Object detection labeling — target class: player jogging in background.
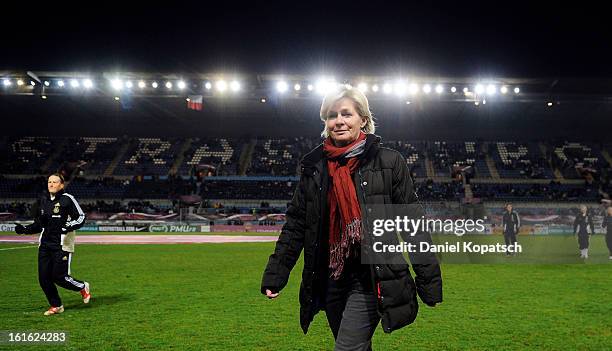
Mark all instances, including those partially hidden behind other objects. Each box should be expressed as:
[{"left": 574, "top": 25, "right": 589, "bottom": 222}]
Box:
[
  {"left": 501, "top": 203, "right": 520, "bottom": 256},
  {"left": 14, "top": 173, "right": 91, "bottom": 315},
  {"left": 573, "top": 205, "right": 595, "bottom": 259}
]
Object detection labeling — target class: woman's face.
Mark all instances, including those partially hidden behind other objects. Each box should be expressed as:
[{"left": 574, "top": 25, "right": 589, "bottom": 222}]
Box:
[
  {"left": 48, "top": 175, "right": 64, "bottom": 194},
  {"left": 325, "top": 97, "right": 366, "bottom": 147}
]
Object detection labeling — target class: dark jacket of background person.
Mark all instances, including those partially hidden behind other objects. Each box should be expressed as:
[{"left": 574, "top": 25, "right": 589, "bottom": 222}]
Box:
[
  {"left": 502, "top": 210, "right": 520, "bottom": 235},
  {"left": 603, "top": 214, "right": 612, "bottom": 236},
  {"left": 261, "top": 134, "right": 442, "bottom": 334},
  {"left": 573, "top": 212, "right": 594, "bottom": 235}
]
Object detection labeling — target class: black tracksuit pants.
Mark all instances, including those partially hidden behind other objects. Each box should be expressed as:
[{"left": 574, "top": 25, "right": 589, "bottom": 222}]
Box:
[
  {"left": 38, "top": 247, "right": 86, "bottom": 307},
  {"left": 504, "top": 231, "right": 517, "bottom": 246}
]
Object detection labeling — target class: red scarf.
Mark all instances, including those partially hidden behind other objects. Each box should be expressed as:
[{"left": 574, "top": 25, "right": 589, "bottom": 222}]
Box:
[{"left": 323, "top": 132, "right": 366, "bottom": 280}]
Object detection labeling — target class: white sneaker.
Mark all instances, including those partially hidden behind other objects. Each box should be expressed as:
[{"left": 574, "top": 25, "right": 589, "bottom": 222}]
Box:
[
  {"left": 609, "top": 256, "right": 612, "bottom": 260},
  {"left": 80, "top": 282, "right": 91, "bottom": 304},
  {"left": 44, "top": 305, "right": 64, "bottom": 316}
]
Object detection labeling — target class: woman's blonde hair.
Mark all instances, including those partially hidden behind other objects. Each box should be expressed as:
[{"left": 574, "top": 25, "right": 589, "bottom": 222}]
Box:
[{"left": 319, "top": 85, "right": 376, "bottom": 138}]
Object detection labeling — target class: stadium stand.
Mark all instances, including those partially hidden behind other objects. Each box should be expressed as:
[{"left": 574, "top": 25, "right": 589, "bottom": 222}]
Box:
[
  {"left": 0, "top": 137, "right": 57, "bottom": 174},
  {"left": 492, "top": 142, "right": 554, "bottom": 179},
  {"left": 247, "top": 137, "right": 319, "bottom": 176},
  {"left": 113, "top": 138, "right": 184, "bottom": 176},
  {"left": 179, "top": 137, "right": 241, "bottom": 176}
]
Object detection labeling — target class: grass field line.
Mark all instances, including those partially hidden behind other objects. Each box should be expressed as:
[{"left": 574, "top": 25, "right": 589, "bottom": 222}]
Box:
[{"left": 0, "top": 245, "right": 38, "bottom": 251}]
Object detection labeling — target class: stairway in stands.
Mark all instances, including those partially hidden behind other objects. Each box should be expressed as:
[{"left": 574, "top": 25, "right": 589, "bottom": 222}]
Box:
[
  {"left": 237, "top": 139, "right": 257, "bottom": 175},
  {"left": 169, "top": 139, "right": 193, "bottom": 175},
  {"left": 103, "top": 141, "right": 131, "bottom": 177}
]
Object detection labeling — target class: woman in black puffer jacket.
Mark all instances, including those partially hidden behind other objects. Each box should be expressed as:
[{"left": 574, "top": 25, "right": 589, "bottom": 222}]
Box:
[{"left": 261, "top": 86, "right": 442, "bottom": 350}]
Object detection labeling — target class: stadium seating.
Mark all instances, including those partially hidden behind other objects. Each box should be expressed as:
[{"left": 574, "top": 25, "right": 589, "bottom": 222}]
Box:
[
  {"left": 247, "top": 137, "right": 319, "bottom": 176},
  {"left": 385, "top": 140, "right": 428, "bottom": 178},
  {"left": 179, "top": 138, "right": 241, "bottom": 176},
  {"left": 492, "top": 142, "right": 554, "bottom": 179},
  {"left": 114, "top": 138, "right": 184, "bottom": 176},
  {"left": 551, "top": 142, "right": 608, "bottom": 179},
  {"left": 0, "top": 137, "right": 56, "bottom": 174}
]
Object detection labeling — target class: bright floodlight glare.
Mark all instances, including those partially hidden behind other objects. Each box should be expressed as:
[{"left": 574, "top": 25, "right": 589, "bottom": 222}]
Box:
[
  {"left": 177, "top": 81, "right": 186, "bottom": 90},
  {"left": 17, "top": 79, "right": 24, "bottom": 86},
  {"left": 451, "top": 86, "right": 457, "bottom": 93},
  {"left": 307, "top": 84, "right": 314, "bottom": 91},
  {"left": 372, "top": 84, "right": 379, "bottom": 92},
  {"left": 394, "top": 81, "right": 407, "bottom": 96},
  {"left": 70, "top": 79, "right": 80, "bottom": 88},
  {"left": 125, "top": 81, "right": 133, "bottom": 89},
  {"left": 423, "top": 84, "right": 432, "bottom": 94},
  {"left": 83, "top": 79, "right": 93, "bottom": 88},
  {"left": 357, "top": 82, "right": 367, "bottom": 92},
  {"left": 165, "top": 81, "right": 173, "bottom": 89},
  {"left": 204, "top": 81, "right": 212, "bottom": 90},
  {"left": 111, "top": 79, "right": 122, "bottom": 90},
  {"left": 500, "top": 86, "right": 508, "bottom": 94},
  {"left": 382, "top": 83, "right": 392, "bottom": 94},
  {"left": 482, "top": 99, "right": 487, "bottom": 105},
  {"left": 475, "top": 84, "right": 484, "bottom": 94},
  {"left": 216, "top": 80, "right": 227, "bottom": 92},
  {"left": 2, "top": 79, "right": 11, "bottom": 86},
  {"left": 41, "top": 95, "right": 47, "bottom": 99},
  {"left": 315, "top": 79, "right": 337, "bottom": 95},
  {"left": 57, "top": 80, "right": 65, "bottom": 87},
  {"left": 44, "top": 81, "right": 50, "bottom": 87},
  {"left": 276, "top": 81, "right": 288, "bottom": 93},
  {"left": 230, "top": 80, "right": 240, "bottom": 92},
  {"left": 152, "top": 81, "right": 158, "bottom": 88},
  {"left": 435, "top": 85, "right": 444, "bottom": 94},
  {"left": 474, "top": 101, "right": 479, "bottom": 106},
  {"left": 138, "top": 81, "right": 146, "bottom": 89},
  {"left": 30, "top": 81, "right": 36, "bottom": 86},
  {"left": 405, "top": 101, "right": 411, "bottom": 105},
  {"left": 409, "top": 83, "right": 419, "bottom": 95},
  {"left": 114, "top": 96, "right": 120, "bottom": 101},
  {"left": 514, "top": 87, "right": 520, "bottom": 94},
  {"left": 463, "top": 87, "right": 469, "bottom": 93},
  {"left": 260, "top": 98, "right": 266, "bottom": 103},
  {"left": 486, "top": 84, "right": 496, "bottom": 95},
  {"left": 293, "top": 83, "right": 301, "bottom": 91},
  {"left": 547, "top": 102, "right": 553, "bottom": 106}
]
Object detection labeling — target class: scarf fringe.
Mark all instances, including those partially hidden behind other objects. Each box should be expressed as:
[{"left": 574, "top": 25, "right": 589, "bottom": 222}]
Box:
[{"left": 329, "top": 218, "right": 362, "bottom": 280}]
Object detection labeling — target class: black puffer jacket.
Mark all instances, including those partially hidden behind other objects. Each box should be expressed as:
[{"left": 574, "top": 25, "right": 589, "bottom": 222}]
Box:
[{"left": 261, "top": 134, "right": 442, "bottom": 334}]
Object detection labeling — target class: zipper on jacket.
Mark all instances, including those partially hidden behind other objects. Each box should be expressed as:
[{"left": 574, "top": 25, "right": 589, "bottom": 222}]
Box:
[{"left": 357, "top": 168, "right": 382, "bottom": 312}]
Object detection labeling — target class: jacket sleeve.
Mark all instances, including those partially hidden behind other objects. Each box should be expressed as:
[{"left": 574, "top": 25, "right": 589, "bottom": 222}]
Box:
[
  {"left": 514, "top": 212, "right": 521, "bottom": 234},
  {"left": 604, "top": 216, "right": 608, "bottom": 229},
  {"left": 391, "top": 151, "right": 442, "bottom": 306},
  {"left": 588, "top": 215, "right": 594, "bottom": 234},
  {"left": 63, "top": 194, "right": 86, "bottom": 232},
  {"left": 261, "top": 176, "right": 307, "bottom": 294},
  {"left": 573, "top": 216, "right": 578, "bottom": 234},
  {"left": 22, "top": 199, "right": 44, "bottom": 234}
]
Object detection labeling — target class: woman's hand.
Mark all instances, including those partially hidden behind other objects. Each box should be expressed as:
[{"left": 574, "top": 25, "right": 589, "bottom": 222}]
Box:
[{"left": 265, "top": 289, "right": 280, "bottom": 299}]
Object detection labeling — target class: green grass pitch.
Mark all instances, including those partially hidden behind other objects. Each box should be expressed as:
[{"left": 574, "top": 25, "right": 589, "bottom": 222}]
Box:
[{"left": 0, "top": 235, "right": 611, "bottom": 350}]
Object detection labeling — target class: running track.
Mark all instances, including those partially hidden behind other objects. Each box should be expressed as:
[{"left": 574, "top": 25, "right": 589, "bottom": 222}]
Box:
[{"left": 0, "top": 235, "right": 279, "bottom": 245}]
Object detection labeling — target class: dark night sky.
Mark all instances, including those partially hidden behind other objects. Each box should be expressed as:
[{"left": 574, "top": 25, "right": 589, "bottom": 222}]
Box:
[{"left": 2, "top": 2, "right": 611, "bottom": 78}]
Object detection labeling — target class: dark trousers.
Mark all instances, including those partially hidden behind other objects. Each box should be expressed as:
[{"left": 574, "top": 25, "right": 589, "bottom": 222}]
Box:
[
  {"left": 577, "top": 234, "right": 589, "bottom": 250},
  {"left": 324, "top": 266, "right": 380, "bottom": 351},
  {"left": 504, "top": 232, "right": 517, "bottom": 246},
  {"left": 38, "top": 247, "right": 85, "bottom": 307},
  {"left": 606, "top": 234, "right": 612, "bottom": 255}
]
